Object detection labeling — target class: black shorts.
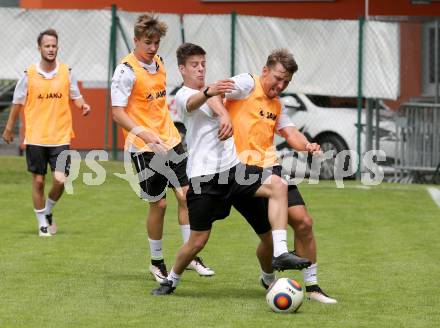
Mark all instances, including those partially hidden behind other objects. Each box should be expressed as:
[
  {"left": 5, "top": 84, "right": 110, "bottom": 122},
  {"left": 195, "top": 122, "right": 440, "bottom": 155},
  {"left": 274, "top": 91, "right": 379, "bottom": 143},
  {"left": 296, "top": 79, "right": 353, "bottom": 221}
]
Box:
[
  {"left": 187, "top": 163, "right": 272, "bottom": 232},
  {"left": 231, "top": 165, "right": 305, "bottom": 233},
  {"left": 25, "top": 144, "right": 70, "bottom": 176},
  {"left": 131, "top": 143, "right": 189, "bottom": 202},
  {"left": 271, "top": 165, "right": 305, "bottom": 207}
]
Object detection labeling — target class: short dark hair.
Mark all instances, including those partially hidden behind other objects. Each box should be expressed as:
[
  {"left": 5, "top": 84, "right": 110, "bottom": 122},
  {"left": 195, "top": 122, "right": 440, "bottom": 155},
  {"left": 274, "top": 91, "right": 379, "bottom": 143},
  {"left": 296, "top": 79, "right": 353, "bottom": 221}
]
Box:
[
  {"left": 134, "top": 13, "right": 167, "bottom": 39},
  {"left": 266, "top": 49, "right": 298, "bottom": 74},
  {"left": 176, "top": 43, "right": 206, "bottom": 66},
  {"left": 37, "top": 29, "right": 58, "bottom": 46}
]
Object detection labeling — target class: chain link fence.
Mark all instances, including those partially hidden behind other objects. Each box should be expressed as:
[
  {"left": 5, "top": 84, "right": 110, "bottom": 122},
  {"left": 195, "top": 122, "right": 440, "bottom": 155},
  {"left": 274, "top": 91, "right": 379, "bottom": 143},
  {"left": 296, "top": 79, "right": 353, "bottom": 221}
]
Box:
[{"left": 2, "top": 7, "right": 436, "bottom": 182}]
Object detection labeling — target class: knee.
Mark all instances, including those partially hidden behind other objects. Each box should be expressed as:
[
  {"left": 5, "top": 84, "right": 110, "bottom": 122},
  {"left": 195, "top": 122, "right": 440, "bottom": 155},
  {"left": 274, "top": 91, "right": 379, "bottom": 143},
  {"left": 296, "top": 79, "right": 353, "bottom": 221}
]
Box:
[
  {"left": 33, "top": 177, "right": 45, "bottom": 192},
  {"left": 151, "top": 198, "right": 167, "bottom": 211},
  {"left": 290, "top": 214, "right": 313, "bottom": 235},
  {"left": 191, "top": 236, "right": 208, "bottom": 253},
  {"left": 270, "top": 175, "right": 287, "bottom": 195}
]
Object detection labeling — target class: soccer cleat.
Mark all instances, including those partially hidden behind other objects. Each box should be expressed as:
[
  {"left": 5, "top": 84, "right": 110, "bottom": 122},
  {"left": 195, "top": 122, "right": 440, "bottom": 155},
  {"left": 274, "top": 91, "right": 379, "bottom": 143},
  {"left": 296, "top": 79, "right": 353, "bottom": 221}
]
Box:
[
  {"left": 260, "top": 277, "right": 270, "bottom": 290},
  {"left": 272, "top": 252, "right": 311, "bottom": 271},
  {"left": 306, "top": 285, "right": 338, "bottom": 304},
  {"left": 187, "top": 256, "right": 215, "bottom": 276},
  {"left": 151, "top": 278, "right": 175, "bottom": 296},
  {"left": 149, "top": 260, "right": 168, "bottom": 283},
  {"left": 45, "top": 213, "right": 57, "bottom": 235},
  {"left": 39, "top": 226, "right": 52, "bottom": 237}
]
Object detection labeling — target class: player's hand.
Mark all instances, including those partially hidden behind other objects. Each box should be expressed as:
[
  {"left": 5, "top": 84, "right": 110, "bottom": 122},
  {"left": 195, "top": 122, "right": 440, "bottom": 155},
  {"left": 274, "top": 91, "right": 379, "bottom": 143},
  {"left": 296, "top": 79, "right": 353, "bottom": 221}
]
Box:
[
  {"left": 207, "top": 79, "right": 236, "bottom": 97},
  {"left": 2, "top": 128, "right": 14, "bottom": 144},
  {"left": 139, "top": 130, "right": 167, "bottom": 155},
  {"left": 305, "top": 142, "right": 321, "bottom": 154},
  {"left": 218, "top": 113, "right": 233, "bottom": 141},
  {"left": 81, "top": 103, "right": 91, "bottom": 116}
]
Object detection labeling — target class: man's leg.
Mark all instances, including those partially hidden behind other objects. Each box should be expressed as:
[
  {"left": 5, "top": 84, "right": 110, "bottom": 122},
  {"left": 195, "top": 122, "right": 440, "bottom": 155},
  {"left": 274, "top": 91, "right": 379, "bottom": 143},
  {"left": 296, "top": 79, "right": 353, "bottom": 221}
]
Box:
[
  {"left": 44, "top": 171, "right": 66, "bottom": 234},
  {"left": 288, "top": 205, "right": 337, "bottom": 304},
  {"left": 254, "top": 174, "right": 311, "bottom": 270},
  {"left": 288, "top": 205, "right": 316, "bottom": 262},
  {"left": 32, "top": 173, "right": 51, "bottom": 236},
  {"left": 147, "top": 198, "right": 168, "bottom": 282},
  {"left": 256, "top": 231, "right": 277, "bottom": 289},
  {"left": 152, "top": 229, "right": 211, "bottom": 295},
  {"left": 173, "top": 185, "right": 215, "bottom": 276}
]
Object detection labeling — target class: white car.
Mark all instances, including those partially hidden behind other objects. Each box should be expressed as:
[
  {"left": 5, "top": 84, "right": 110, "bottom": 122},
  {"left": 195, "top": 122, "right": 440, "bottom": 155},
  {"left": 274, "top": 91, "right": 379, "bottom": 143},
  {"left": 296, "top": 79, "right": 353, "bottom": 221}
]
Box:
[{"left": 276, "top": 93, "right": 397, "bottom": 179}]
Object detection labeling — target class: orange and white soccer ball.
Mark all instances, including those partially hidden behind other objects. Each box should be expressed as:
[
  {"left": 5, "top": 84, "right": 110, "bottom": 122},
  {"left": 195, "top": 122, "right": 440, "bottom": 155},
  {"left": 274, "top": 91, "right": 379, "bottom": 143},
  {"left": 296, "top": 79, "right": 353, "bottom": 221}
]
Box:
[{"left": 266, "top": 278, "right": 304, "bottom": 313}]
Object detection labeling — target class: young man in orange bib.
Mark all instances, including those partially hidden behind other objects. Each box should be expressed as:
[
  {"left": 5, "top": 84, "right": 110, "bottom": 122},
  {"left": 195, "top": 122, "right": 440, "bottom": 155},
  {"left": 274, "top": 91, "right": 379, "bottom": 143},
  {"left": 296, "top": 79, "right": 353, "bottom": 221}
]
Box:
[
  {"left": 216, "top": 49, "right": 337, "bottom": 304},
  {"left": 111, "top": 14, "right": 214, "bottom": 283},
  {"left": 2, "top": 29, "right": 91, "bottom": 237}
]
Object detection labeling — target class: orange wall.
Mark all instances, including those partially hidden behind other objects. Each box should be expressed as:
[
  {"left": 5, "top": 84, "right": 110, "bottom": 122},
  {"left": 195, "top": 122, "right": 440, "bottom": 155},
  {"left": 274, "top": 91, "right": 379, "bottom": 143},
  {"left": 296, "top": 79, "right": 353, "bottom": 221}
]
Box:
[{"left": 20, "top": 0, "right": 440, "bottom": 19}]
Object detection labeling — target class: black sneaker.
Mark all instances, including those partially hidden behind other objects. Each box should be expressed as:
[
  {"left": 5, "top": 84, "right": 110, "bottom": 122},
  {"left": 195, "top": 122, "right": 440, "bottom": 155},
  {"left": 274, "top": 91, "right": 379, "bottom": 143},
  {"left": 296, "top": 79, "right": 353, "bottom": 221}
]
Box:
[
  {"left": 38, "top": 226, "right": 52, "bottom": 237},
  {"left": 149, "top": 259, "right": 168, "bottom": 283},
  {"left": 260, "top": 278, "right": 270, "bottom": 290},
  {"left": 272, "top": 252, "right": 311, "bottom": 271},
  {"left": 151, "top": 279, "right": 175, "bottom": 296},
  {"left": 306, "top": 284, "right": 337, "bottom": 304},
  {"left": 45, "top": 213, "right": 57, "bottom": 235}
]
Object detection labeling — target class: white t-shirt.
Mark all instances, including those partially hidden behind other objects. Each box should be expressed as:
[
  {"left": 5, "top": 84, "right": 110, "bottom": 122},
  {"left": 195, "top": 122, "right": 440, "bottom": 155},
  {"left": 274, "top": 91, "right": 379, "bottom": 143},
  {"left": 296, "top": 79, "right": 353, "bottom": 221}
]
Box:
[
  {"left": 176, "top": 86, "right": 239, "bottom": 178},
  {"left": 226, "top": 73, "right": 295, "bottom": 131},
  {"left": 12, "top": 61, "right": 82, "bottom": 105}
]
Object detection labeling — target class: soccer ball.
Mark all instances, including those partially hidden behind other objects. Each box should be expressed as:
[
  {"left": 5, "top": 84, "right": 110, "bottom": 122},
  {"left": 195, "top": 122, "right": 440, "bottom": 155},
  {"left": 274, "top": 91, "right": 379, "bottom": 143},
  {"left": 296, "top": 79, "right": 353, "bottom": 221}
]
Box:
[{"left": 266, "top": 278, "right": 304, "bottom": 313}]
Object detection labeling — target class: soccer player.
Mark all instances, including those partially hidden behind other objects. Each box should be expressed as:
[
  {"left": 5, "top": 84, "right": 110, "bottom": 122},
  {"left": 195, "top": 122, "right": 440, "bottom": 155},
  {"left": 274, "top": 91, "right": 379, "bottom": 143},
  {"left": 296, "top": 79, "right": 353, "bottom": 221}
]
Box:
[
  {"left": 221, "top": 49, "right": 337, "bottom": 303},
  {"left": 151, "top": 43, "right": 311, "bottom": 296},
  {"left": 2, "top": 29, "right": 91, "bottom": 237},
  {"left": 111, "top": 14, "right": 214, "bottom": 282}
]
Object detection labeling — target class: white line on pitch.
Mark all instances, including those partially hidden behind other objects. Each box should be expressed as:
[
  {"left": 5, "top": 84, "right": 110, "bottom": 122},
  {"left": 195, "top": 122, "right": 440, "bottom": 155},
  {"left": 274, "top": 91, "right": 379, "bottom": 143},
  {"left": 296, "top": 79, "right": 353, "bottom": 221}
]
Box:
[{"left": 427, "top": 187, "right": 440, "bottom": 208}]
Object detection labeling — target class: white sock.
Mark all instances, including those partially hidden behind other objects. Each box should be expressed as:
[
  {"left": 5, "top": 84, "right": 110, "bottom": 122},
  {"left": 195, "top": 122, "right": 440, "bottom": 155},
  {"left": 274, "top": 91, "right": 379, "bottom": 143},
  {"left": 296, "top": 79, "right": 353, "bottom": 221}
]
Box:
[
  {"left": 34, "top": 208, "right": 47, "bottom": 227},
  {"left": 180, "top": 224, "right": 190, "bottom": 243},
  {"left": 272, "top": 229, "right": 288, "bottom": 257},
  {"left": 302, "top": 263, "right": 318, "bottom": 286},
  {"left": 45, "top": 198, "right": 56, "bottom": 215},
  {"left": 167, "top": 269, "right": 181, "bottom": 287},
  {"left": 148, "top": 238, "right": 163, "bottom": 260},
  {"left": 261, "top": 270, "right": 276, "bottom": 286}
]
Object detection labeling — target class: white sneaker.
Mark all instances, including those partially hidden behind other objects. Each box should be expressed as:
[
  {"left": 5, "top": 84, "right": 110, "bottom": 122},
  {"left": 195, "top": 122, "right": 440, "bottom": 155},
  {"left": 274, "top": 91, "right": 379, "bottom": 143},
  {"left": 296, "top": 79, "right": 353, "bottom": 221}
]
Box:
[
  {"left": 306, "top": 285, "right": 338, "bottom": 304},
  {"left": 187, "top": 256, "right": 215, "bottom": 276},
  {"left": 149, "top": 261, "right": 168, "bottom": 283},
  {"left": 39, "top": 226, "right": 52, "bottom": 237},
  {"left": 45, "top": 213, "right": 57, "bottom": 235}
]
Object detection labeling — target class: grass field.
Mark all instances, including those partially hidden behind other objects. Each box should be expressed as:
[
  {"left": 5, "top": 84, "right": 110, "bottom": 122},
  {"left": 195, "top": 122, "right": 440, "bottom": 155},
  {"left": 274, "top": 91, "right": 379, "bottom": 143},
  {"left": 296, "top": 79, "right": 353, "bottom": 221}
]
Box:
[{"left": 0, "top": 156, "right": 439, "bottom": 328}]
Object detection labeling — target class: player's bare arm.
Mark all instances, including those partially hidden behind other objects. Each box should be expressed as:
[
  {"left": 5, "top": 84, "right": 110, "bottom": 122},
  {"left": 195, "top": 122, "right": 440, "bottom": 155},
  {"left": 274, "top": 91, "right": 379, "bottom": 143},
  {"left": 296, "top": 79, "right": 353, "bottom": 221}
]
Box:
[
  {"left": 185, "top": 79, "right": 235, "bottom": 112},
  {"left": 112, "top": 106, "right": 167, "bottom": 154},
  {"left": 279, "top": 126, "right": 321, "bottom": 154},
  {"left": 2, "top": 104, "right": 22, "bottom": 144},
  {"left": 72, "top": 97, "right": 91, "bottom": 116},
  {"left": 206, "top": 96, "right": 233, "bottom": 140}
]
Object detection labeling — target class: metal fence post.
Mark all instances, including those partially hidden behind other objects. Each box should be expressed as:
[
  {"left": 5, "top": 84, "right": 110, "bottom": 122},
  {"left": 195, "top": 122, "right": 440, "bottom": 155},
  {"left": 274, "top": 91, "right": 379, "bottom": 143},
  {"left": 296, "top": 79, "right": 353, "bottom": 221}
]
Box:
[
  {"left": 356, "top": 16, "right": 365, "bottom": 180},
  {"left": 231, "top": 11, "right": 236, "bottom": 77}
]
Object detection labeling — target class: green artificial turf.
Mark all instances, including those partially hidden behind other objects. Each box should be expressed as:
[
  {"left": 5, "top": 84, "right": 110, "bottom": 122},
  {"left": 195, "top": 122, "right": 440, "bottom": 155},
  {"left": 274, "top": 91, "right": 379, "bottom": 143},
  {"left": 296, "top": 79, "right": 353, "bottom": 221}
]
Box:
[{"left": 0, "top": 156, "right": 439, "bottom": 327}]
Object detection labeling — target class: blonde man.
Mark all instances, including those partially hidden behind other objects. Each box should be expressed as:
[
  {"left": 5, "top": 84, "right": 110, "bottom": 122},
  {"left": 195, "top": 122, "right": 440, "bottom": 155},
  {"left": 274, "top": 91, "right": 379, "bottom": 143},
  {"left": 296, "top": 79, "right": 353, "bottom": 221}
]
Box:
[
  {"left": 111, "top": 14, "right": 213, "bottom": 282},
  {"left": 2, "top": 29, "right": 91, "bottom": 237},
  {"left": 221, "top": 49, "right": 337, "bottom": 304}
]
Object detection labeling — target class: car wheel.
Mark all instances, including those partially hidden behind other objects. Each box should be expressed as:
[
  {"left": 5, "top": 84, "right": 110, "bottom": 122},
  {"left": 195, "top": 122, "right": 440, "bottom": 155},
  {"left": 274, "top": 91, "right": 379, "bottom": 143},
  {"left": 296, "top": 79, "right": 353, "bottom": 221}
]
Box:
[{"left": 315, "top": 134, "right": 348, "bottom": 180}]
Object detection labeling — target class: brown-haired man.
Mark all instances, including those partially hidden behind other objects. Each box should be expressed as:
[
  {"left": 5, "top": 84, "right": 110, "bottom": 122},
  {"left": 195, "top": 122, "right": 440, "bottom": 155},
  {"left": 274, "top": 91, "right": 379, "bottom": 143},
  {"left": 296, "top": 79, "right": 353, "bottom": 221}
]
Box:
[
  {"left": 111, "top": 14, "right": 214, "bottom": 282},
  {"left": 2, "top": 28, "right": 91, "bottom": 237}
]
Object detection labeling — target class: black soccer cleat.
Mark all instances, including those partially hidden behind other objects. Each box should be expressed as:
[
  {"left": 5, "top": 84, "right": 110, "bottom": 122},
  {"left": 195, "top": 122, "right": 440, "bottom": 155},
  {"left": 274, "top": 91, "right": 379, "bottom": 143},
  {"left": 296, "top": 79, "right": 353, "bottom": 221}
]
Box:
[
  {"left": 149, "top": 259, "right": 168, "bottom": 283},
  {"left": 306, "top": 284, "right": 338, "bottom": 304},
  {"left": 151, "top": 279, "right": 175, "bottom": 296},
  {"left": 260, "top": 278, "right": 270, "bottom": 290},
  {"left": 272, "top": 252, "right": 312, "bottom": 271}
]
